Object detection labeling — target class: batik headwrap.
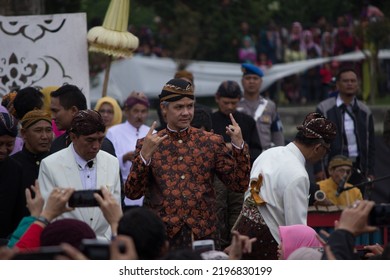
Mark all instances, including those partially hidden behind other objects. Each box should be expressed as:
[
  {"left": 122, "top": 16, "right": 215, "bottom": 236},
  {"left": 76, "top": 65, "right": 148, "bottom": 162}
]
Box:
[
  {"left": 0, "top": 112, "right": 18, "bottom": 137},
  {"left": 174, "top": 70, "right": 194, "bottom": 83},
  {"left": 296, "top": 112, "right": 336, "bottom": 144},
  {"left": 124, "top": 91, "right": 150, "bottom": 109},
  {"left": 1, "top": 91, "right": 17, "bottom": 118},
  {"left": 159, "top": 78, "right": 194, "bottom": 103},
  {"left": 21, "top": 109, "right": 51, "bottom": 129},
  {"left": 70, "top": 109, "right": 105, "bottom": 136}
]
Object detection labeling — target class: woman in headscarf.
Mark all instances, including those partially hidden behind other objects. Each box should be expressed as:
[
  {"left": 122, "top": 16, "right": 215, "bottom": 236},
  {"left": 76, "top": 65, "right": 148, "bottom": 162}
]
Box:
[
  {"left": 277, "top": 224, "right": 323, "bottom": 260},
  {"left": 94, "top": 96, "right": 122, "bottom": 129},
  {"left": 41, "top": 86, "right": 64, "bottom": 138}
]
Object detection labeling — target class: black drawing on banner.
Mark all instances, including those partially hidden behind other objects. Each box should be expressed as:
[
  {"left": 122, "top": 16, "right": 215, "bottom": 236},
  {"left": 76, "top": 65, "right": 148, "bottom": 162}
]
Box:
[
  {"left": 0, "top": 18, "right": 66, "bottom": 42},
  {"left": 0, "top": 53, "right": 72, "bottom": 95}
]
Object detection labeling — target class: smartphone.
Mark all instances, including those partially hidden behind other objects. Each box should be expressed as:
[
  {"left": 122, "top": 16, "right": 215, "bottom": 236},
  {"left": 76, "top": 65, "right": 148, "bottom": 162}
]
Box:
[
  {"left": 355, "top": 245, "right": 370, "bottom": 259},
  {"left": 79, "top": 239, "right": 111, "bottom": 260},
  {"left": 369, "top": 203, "right": 390, "bottom": 226},
  {"left": 12, "top": 246, "right": 65, "bottom": 260},
  {"left": 192, "top": 239, "right": 215, "bottom": 253},
  {"left": 68, "top": 189, "right": 102, "bottom": 208}
]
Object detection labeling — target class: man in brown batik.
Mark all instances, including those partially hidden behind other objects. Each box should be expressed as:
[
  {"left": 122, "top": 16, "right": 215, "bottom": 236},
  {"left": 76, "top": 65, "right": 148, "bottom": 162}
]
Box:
[{"left": 125, "top": 78, "right": 251, "bottom": 250}]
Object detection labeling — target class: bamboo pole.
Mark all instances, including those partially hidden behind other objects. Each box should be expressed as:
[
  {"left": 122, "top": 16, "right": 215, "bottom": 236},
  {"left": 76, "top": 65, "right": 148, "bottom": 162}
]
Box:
[{"left": 102, "top": 55, "right": 113, "bottom": 97}]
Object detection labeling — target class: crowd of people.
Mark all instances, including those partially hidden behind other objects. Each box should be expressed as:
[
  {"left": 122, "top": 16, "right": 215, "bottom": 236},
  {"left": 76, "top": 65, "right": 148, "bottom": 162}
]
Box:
[
  {"left": 1, "top": 54, "right": 388, "bottom": 261},
  {"left": 128, "top": 3, "right": 387, "bottom": 106}
]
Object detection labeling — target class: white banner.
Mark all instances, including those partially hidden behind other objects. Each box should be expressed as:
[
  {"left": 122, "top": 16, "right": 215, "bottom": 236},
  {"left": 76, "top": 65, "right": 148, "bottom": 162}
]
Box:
[{"left": 0, "top": 13, "right": 90, "bottom": 104}]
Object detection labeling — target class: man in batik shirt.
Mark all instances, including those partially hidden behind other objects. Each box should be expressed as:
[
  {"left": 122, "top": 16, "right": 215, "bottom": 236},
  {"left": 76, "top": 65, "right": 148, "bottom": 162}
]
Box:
[{"left": 125, "top": 78, "right": 250, "bottom": 250}]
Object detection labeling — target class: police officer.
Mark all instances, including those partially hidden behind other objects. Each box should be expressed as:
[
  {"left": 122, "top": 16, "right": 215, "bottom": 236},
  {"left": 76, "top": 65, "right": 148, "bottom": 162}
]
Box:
[{"left": 237, "top": 63, "right": 284, "bottom": 150}]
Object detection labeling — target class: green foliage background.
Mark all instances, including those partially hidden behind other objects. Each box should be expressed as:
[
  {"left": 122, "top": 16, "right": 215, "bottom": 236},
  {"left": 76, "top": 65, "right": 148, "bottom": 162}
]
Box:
[{"left": 43, "top": 0, "right": 390, "bottom": 62}]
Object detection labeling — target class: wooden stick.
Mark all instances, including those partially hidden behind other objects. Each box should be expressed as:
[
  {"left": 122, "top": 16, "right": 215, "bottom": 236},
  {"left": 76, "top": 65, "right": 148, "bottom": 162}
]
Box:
[{"left": 102, "top": 55, "right": 113, "bottom": 97}]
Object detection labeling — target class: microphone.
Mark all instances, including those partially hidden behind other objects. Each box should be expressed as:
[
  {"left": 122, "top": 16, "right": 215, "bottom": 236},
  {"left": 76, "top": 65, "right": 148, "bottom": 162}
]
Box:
[
  {"left": 336, "top": 175, "right": 347, "bottom": 197},
  {"left": 314, "top": 190, "right": 326, "bottom": 202}
]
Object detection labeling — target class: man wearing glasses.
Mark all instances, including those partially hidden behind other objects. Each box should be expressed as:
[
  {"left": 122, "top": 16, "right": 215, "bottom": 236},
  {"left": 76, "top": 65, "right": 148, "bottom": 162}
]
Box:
[{"left": 317, "top": 155, "right": 363, "bottom": 207}]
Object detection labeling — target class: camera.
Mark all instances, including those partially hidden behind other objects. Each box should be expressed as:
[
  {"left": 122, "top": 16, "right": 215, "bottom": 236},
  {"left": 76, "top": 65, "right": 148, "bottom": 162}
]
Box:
[
  {"left": 68, "top": 189, "right": 102, "bottom": 207},
  {"left": 369, "top": 203, "right": 390, "bottom": 226}
]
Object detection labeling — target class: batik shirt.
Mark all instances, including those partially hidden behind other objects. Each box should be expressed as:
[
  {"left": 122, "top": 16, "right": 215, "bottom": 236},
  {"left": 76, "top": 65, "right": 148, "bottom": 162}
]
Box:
[{"left": 125, "top": 126, "right": 250, "bottom": 239}]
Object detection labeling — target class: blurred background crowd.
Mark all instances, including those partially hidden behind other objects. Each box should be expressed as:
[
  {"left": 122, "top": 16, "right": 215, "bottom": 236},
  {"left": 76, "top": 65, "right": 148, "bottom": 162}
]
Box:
[{"left": 1, "top": 0, "right": 390, "bottom": 106}]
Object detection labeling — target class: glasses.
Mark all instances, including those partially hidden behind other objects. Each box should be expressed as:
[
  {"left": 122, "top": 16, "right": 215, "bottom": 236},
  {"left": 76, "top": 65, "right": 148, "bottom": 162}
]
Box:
[
  {"left": 335, "top": 168, "right": 352, "bottom": 175},
  {"left": 99, "top": 109, "right": 114, "bottom": 115}
]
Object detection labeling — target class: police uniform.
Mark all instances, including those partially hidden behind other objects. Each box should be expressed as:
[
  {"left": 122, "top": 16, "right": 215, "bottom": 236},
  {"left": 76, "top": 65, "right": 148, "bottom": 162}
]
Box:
[{"left": 237, "top": 63, "right": 284, "bottom": 150}]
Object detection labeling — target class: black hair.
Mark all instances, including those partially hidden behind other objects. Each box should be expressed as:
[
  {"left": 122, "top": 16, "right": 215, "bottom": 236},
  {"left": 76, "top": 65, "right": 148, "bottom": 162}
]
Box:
[
  {"left": 336, "top": 66, "right": 358, "bottom": 82},
  {"left": 13, "top": 87, "right": 44, "bottom": 119},
  {"left": 294, "top": 131, "right": 324, "bottom": 147},
  {"left": 118, "top": 207, "right": 168, "bottom": 260},
  {"left": 50, "top": 84, "right": 87, "bottom": 110},
  {"left": 191, "top": 107, "right": 212, "bottom": 132}
]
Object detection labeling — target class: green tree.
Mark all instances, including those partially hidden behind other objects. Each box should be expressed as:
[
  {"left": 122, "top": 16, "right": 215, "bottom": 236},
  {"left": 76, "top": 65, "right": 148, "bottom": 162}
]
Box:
[{"left": 356, "top": 17, "right": 390, "bottom": 103}]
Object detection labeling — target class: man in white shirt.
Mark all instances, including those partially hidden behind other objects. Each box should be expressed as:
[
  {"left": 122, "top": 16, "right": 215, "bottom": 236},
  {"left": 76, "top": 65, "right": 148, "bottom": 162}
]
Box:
[
  {"left": 233, "top": 112, "right": 336, "bottom": 259},
  {"left": 106, "top": 92, "right": 152, "bottom": 207}
]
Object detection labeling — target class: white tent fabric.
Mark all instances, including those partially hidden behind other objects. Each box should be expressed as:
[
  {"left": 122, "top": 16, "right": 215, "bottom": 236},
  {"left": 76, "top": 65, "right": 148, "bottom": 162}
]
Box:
[{"left": 90, "top": 50, "right": 390, "bottom": 105}]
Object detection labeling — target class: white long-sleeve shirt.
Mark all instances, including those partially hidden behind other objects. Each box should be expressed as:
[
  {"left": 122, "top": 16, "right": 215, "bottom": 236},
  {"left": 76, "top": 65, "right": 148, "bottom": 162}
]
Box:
[
  {"left": 106, "top": 121, "right": 150, "bottom": 206},
  {"left": 245, "top": 142, "right": 309, "bottom": 243}
]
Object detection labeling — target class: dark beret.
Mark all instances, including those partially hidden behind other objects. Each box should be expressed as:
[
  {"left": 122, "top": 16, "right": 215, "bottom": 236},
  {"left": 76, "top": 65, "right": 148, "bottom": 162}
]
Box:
[{"left": 241, "top": 63, "right": 264, "bottom": 77}]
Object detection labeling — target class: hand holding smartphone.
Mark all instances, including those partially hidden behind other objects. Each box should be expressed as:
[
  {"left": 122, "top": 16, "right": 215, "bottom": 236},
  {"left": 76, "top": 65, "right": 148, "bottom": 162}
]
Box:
[{"left": 68, "top": 190, "right": 102, "bottom": 207}]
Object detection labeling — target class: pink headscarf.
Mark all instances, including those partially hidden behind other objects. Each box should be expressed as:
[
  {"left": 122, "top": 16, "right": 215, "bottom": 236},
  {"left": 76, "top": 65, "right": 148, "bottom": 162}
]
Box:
[{"left": 278, "top": 225, "right": 322, "bottom": 260}]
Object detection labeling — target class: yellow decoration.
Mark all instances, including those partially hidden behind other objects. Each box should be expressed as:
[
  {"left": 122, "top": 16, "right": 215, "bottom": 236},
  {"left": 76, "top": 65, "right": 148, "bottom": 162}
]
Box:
[
  {"left": 250, "top": 174, "right": 266, "bottom": 205},
  {"left": 87, "top": 0, "right": 139, "bottom": 58},
  {"left": 86, "top": 0, "right": 139, "bottom": 96}
]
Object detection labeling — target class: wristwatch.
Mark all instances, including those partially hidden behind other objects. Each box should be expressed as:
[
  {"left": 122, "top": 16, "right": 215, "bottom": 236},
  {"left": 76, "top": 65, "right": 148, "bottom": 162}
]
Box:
[{"left": 36, "top": 216, "right": 50, "bottom": 226}]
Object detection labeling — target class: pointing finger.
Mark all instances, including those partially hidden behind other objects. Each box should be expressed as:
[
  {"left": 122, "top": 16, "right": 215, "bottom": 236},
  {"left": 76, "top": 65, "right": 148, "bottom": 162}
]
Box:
[
  {"left": 147, "top": 121, "right": 157, "bottom": 136},
  {"left": 229, "top": 113, "right": 238, "bottom": 126}
]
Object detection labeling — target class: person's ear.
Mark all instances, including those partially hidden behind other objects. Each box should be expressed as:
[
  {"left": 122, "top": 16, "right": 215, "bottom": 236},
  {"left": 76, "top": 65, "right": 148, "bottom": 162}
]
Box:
[
  {"left": 69, "top": 131, "right": 77, "bottom": 142},
  {"left": 20, "top": 128, "right": 27, "bottom": 141},
  {"left": 70, "top": 106, "right": 79, "bottom": 117},
  {"left": 160, "top": 103, "right": 167, "bottom": 115},
  {"left": 313, "top": 143, "right": 322, "bottom": 154}
]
